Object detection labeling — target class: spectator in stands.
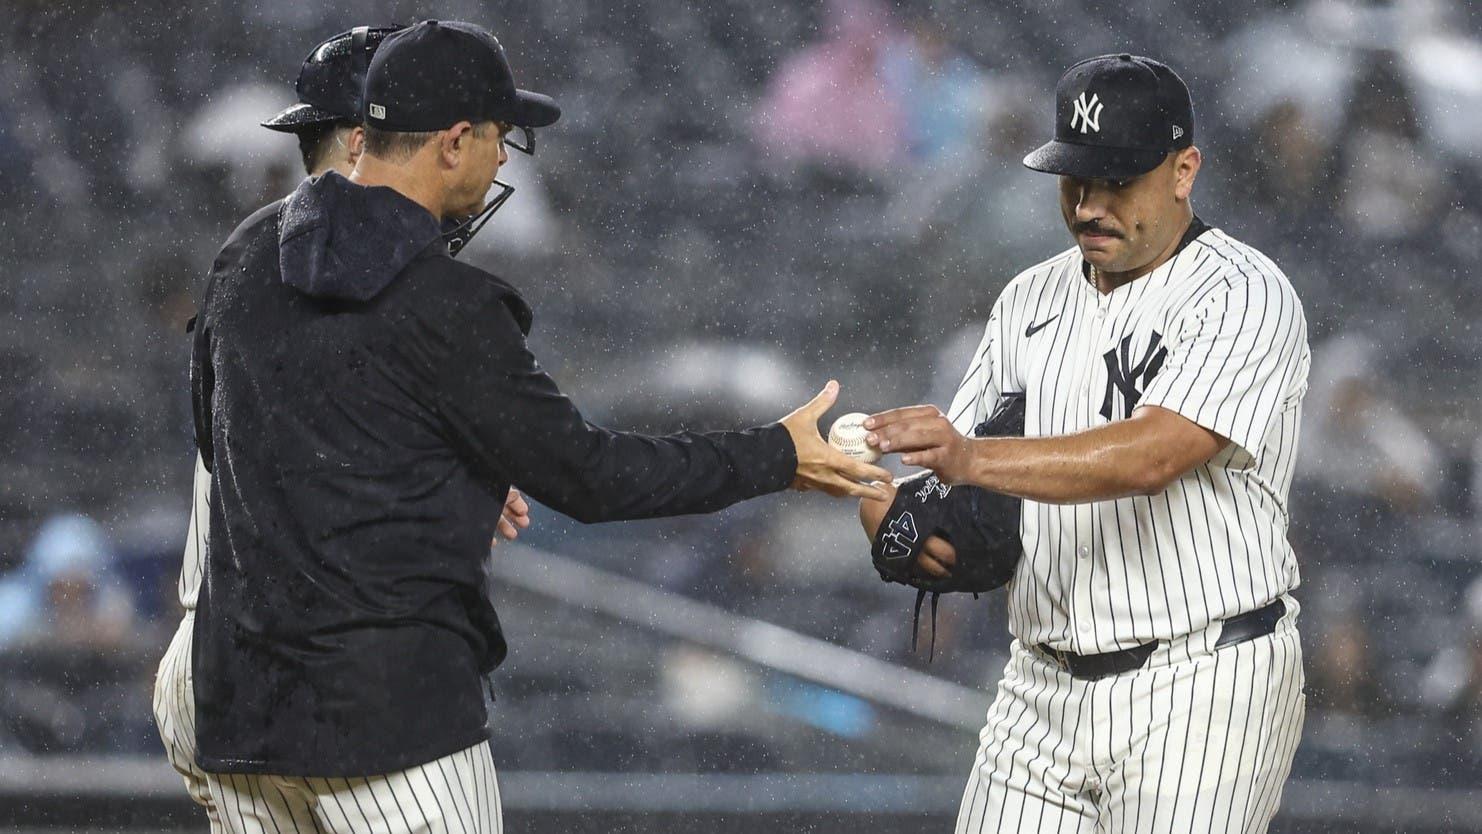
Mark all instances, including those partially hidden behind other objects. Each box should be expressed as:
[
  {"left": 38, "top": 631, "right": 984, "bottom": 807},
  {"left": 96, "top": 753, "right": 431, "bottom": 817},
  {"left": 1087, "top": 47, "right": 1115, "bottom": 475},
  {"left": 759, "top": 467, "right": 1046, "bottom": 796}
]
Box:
[
  {"left": 1302, "top": 575, "right": 1384, "bottom": 719},
  {"left": 1300, "top": 332, "right": 1443, "bottom": 520},
  {"left": 180, "top": 81, "right": 301, "bottom": 217},
  {"left": 752, "top": 0, "right": 905, "bottom": 174},
  {"left": 0, "top": 514, "right": 136, "bottom": 648},
  {"left": 887, "top": 84, "right": 1064, "bottom": 320},
  {"left": 1333, "top": 54, "right": 1442, "bottom": 244},
  {"left": 1226, "top": 99, "right": 1334, "bottom": 238},
  {"left": 880, "top": 18, "right": 989, "bottom": 165},
  {"left": 1420, "top": 576, "right": 1482, "bottom": 752}
]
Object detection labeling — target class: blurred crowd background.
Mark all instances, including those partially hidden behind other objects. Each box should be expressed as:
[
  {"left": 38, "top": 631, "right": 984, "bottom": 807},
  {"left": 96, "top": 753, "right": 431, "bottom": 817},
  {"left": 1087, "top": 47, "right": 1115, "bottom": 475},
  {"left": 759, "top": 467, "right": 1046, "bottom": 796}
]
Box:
[{"left": 2, "top": 0, "right": 1482, "bottom": 828}]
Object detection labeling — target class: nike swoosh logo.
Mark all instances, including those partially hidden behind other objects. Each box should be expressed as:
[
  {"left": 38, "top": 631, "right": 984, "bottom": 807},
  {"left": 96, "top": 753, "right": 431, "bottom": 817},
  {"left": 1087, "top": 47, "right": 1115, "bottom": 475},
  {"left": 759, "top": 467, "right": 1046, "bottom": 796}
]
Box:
[{"left": 1025, "top": 316, "right": 1060, "bottom": 337}]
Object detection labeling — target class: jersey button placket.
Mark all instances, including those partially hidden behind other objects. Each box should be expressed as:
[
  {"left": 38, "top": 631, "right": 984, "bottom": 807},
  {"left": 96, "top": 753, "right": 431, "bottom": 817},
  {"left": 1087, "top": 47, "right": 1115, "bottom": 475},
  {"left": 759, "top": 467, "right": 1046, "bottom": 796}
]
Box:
[{"left": 1072, "top": 522, "right": 1097, "bottom": 645}]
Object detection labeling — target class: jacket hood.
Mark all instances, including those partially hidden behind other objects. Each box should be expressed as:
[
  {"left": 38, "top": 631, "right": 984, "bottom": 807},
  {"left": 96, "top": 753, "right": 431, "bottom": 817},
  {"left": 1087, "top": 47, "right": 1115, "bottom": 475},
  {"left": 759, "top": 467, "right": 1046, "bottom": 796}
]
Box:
[{"left": 279, "top": 171, "right": 444, "bottom": 302}]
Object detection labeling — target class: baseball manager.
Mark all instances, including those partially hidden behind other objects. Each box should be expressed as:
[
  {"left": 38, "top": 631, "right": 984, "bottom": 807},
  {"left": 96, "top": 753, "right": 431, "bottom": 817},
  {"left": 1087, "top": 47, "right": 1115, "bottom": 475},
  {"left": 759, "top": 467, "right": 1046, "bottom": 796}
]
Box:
[{"left": 187, "top": 19, "right": 887, "bottom": 832}]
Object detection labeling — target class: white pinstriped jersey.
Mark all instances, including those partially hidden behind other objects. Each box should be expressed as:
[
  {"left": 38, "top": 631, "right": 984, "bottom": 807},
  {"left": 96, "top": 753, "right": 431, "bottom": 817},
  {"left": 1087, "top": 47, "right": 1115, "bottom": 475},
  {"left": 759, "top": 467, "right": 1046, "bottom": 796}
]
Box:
[
  {"left": 947, "top": 225, "right": 1310, "bottom": 655},
  {"left": 178, "top": 455, "right": 210, "bottom": 610}
]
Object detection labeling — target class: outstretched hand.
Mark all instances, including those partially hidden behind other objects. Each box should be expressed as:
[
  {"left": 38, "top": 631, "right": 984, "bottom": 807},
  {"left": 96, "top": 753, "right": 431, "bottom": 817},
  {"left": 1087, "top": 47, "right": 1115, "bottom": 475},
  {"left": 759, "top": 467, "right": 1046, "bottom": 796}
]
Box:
[
  {"left": 864, "top": 405, "right": 975, "bottom": 484},
  {"left": 781, "top": 381, "right": 891, "bottom": 500}
]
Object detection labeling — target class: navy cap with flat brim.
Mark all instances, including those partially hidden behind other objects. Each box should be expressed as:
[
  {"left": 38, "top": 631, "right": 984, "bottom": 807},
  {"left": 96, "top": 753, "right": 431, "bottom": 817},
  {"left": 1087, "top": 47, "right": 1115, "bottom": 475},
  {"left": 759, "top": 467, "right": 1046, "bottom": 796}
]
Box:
[
  {"left": 506, "top": 90, "right": 561, "bottom": 128},
  {"left": 261, "top": 26, "right": 404, "bottom": 134},
  {"left": 261, "top": 102, "right": 346, "bottom": 132},
  {"left": 365, "top": 20, "right": 561, "bottom": 132},
  {"left": 1024, "top": 54, "right": 1194, "bottom": 180},
  {"left": 1023, "top": 140, "right": 1169, "bottom": 180}
]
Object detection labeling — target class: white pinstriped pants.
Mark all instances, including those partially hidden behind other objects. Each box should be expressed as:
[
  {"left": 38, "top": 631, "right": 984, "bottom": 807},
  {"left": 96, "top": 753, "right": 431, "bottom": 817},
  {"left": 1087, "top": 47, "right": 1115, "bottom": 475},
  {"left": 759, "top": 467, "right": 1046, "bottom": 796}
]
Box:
[
  {"left": 956, "top": 598, "right": 1305, "bottom": 834},
  {"left": 153, "top": 613, "right": 504, "bottom": 834}
]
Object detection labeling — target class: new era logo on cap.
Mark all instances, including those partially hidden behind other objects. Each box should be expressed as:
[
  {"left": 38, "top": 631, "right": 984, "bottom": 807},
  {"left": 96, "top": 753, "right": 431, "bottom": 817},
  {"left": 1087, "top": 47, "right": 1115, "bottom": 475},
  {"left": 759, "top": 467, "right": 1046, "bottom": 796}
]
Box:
[
  {"left": 1172, "top": 125, "right": 1184, "bottom": 140},
  {"left": 368, "top": 103, "right": 386, "bottom": 119}
]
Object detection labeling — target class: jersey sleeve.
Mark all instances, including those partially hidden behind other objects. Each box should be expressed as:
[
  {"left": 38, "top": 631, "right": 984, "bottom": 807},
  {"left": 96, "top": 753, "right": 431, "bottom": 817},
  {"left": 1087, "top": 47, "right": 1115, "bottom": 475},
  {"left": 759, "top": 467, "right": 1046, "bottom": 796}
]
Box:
[
  {"left": 947, "top": 298, "right": 1005, "bottom": 436},
  {"left": 1137, "top": 271, "right": 1308, "bottom": 460}
]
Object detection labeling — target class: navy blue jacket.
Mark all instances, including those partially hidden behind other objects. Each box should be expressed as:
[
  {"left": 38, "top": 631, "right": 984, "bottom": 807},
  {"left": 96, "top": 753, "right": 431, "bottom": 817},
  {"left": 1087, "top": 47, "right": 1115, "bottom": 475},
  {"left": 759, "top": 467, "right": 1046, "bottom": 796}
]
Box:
[{"left": 189, "top": 173, "right": 796, "bottom": 776}]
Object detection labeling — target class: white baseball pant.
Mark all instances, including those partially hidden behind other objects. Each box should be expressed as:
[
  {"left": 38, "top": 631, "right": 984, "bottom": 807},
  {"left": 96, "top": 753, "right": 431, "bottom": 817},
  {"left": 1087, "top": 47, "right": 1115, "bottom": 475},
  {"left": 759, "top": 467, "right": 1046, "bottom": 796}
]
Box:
[
  {"left": 153, "top": 613, "right": 504, "bottom": 834},
  {"left": 955, "top": 599, "right": 1305, "bottom": 834}
]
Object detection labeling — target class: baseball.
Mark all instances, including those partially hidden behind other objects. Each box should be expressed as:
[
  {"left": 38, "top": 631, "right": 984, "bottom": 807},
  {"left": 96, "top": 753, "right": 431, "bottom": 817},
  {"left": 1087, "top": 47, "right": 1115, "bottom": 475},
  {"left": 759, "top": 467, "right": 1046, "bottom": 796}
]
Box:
[{"left": 827, "top": 412, "right": 880, "bottom": 463}]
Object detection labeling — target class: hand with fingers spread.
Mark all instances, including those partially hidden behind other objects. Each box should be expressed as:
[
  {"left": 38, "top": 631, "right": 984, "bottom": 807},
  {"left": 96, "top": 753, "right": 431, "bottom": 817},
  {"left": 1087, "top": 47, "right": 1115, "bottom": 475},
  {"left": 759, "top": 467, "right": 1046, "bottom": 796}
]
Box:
[
  {"left": 493, "top": 488, "right": 531, "bottom": 545},
  {"left": 781, "top": 380, "right": 892, "bottom": 500},
  {"left": 864, "top": 405, "right": 976, "bottom": 484}
]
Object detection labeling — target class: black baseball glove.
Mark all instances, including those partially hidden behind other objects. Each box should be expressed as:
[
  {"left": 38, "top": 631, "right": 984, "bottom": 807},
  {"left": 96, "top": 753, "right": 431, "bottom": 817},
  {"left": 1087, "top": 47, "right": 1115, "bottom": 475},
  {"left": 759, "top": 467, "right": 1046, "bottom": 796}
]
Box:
[{"left": 869, "top": 393, "right": 1025, "bottom": 654}]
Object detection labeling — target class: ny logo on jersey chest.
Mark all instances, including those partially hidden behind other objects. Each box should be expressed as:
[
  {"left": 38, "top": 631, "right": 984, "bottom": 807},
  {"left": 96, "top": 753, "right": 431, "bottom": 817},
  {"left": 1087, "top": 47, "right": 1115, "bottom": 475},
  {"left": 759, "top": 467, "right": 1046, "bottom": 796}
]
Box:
[{"left": 1100, "top": 331, "right": 1166, "bottom": 420}]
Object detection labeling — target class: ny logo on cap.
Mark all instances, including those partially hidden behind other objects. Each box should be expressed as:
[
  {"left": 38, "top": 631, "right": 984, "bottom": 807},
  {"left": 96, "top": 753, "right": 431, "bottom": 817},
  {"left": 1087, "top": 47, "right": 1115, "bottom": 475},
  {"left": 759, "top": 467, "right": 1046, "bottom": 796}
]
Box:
[
  {"left": 369, "top": 103, "right": 386, "bottom": 119},
  {"left": 1071, "top": 92, "right": 1104, "bottom": 134}
]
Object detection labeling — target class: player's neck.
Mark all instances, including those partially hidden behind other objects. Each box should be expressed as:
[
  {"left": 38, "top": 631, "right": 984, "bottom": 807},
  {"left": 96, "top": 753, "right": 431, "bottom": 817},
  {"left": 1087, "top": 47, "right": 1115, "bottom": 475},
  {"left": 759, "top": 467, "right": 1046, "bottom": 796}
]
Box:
[
  {"left": 1089, "top": 212, "right": 1194, "bottom": 294},
  {"left": 350, "top": 154, "right": 446, "bottom": 221}
]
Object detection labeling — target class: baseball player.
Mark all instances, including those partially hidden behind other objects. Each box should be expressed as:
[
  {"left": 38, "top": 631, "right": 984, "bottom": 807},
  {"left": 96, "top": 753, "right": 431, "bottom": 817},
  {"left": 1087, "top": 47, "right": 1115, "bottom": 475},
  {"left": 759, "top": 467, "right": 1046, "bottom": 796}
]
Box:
[
  {"left": 258, "top": 25, "right": 403, "bottom": 180},
  {"left": 151, "top": 25, "right": 532, "bottom": 830},
  {"left": 862, "top": 55, "right": 1310, "bottom": 833},
  {"left": 186, "top": 20, "right": 886, "bottom": 834}
]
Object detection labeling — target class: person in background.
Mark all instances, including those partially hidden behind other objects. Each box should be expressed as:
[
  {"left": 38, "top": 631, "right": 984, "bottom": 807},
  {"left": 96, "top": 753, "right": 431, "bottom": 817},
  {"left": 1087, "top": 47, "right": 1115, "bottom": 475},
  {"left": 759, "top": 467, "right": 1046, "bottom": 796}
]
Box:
[
  {"left": 0, "top": 514, "right": 135, "bottom": 648},
  {"left": 1421, "top": 576, "right": 1482, "bottom": 755},
  {"left": 752, "top": 0, "right": 905, "bottom": 174},
  {"left": 1300, "top": 332, "right": 1442, "bottom": 519}
]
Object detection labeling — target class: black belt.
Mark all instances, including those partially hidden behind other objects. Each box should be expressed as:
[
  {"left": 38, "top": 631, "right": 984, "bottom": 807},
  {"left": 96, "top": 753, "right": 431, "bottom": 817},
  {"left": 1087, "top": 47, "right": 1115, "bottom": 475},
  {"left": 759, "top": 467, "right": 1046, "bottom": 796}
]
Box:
[{"left": 1037, "top": 599, "right": 1286, "bottom": 681}]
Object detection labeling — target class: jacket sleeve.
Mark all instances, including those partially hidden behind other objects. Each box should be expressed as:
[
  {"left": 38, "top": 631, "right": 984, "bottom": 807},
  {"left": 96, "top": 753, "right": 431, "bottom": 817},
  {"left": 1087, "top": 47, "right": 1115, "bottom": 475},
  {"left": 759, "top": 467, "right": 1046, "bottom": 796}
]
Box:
[
  {"left": 189, "top": 307, "right": 214, "bottom": 473},
  {"left": 434, "top": 296, "right": 798, "bottom": 524}
]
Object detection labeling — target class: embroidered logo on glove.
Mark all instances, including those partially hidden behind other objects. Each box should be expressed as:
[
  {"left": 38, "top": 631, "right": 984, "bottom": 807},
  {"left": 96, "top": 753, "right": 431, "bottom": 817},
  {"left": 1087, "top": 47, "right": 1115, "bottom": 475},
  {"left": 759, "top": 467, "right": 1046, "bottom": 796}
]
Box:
[
  {"left": 879, "top": 511, "right": 919, "bottom": 560},
  {"left": 915, "top": 474, "right": 952, "bottom": 502}
]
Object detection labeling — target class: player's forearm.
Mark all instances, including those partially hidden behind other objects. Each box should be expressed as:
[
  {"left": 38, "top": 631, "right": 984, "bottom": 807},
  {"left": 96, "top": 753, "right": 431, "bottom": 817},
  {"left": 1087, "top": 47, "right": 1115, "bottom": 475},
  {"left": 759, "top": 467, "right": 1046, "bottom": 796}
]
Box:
[{"left": 963, "top": 420, "right": 1180, "bottom": 504}]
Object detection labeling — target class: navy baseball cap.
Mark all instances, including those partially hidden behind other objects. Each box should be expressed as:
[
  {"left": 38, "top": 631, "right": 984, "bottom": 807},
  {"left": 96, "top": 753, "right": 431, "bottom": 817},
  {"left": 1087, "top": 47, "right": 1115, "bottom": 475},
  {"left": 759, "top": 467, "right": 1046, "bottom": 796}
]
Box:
[
  {"left": 1024, "top": 54, "right": 1194, "bottom": 180},
  {"left": 364, "top": 20, "right": 560, "bottom": 132},
  {"left": 262, "top": 26, "right": 403, "bottom": 132}
]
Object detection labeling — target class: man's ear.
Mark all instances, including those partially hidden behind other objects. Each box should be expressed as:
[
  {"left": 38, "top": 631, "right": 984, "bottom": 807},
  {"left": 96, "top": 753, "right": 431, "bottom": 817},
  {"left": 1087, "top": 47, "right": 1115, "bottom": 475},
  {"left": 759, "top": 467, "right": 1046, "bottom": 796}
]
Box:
[
  {"left": 345, "top": 126, "right": 366, "bottom": 166},
  {"left": 1174, "top": 146, "right": 1201, "bottom": 201},
  {"left": 441, "top": 121, "right": 475, "bottom": 167}
]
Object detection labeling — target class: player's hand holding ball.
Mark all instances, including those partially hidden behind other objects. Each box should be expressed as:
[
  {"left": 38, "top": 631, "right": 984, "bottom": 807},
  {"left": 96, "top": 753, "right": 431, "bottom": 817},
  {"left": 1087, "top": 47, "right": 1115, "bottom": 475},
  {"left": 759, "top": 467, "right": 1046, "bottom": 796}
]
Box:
[
  {"left": 780, "top": 381, "right": 890, "bottom": 499},
  {"left": 864, "top": 405, "right": 975, "bottom": 484}
]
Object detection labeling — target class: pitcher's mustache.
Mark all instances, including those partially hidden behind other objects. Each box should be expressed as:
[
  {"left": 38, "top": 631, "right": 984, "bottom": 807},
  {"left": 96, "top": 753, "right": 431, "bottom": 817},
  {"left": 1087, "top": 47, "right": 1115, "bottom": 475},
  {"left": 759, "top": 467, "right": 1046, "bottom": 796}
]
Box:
[{"left": 1075, "top": 222, "right": 1122, "bottom": 237}]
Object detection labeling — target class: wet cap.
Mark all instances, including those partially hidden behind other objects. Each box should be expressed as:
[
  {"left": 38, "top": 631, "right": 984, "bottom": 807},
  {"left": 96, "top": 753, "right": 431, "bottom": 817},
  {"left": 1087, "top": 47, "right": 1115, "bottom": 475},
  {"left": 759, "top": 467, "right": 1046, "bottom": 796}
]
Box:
[
  {"left": 1024, "top": 54, "right": 1194, "bottom": 180},
  {"left": 262, "top": 26, "right": 403, "bottom": 132},
  {"left": 364, "top": 20, "right": 560, "bottom": 132}
]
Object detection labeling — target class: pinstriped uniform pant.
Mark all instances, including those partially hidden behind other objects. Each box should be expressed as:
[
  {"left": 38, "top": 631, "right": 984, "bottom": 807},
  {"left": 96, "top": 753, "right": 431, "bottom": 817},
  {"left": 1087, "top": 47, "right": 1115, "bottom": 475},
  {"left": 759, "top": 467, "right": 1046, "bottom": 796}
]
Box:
[
  {"left": 955, "top": 597, "right": 1306, "bottom": 834},
  {"left": 153, "top": 612, "right": 223, "bottom": 832},
  {"left": 203, "top": 743, "right": 503, "bottom": 834},
  {"left": 152, "top": 613, "right": 504, "bottom": 834}
]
